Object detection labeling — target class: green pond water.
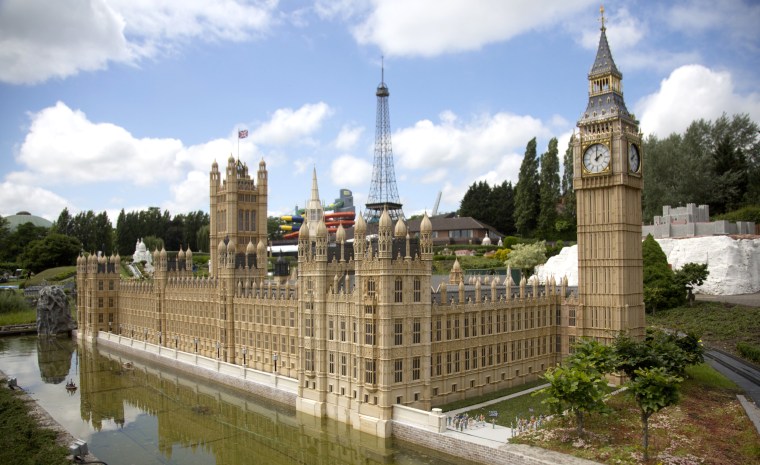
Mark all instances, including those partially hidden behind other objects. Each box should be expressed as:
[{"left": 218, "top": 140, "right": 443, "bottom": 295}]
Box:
[{"left": 0, "top": 335, "right": 461, "bottom": 465}]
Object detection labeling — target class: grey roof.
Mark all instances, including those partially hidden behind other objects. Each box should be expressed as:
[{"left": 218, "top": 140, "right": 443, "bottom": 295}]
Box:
[
  {"left": 4, "top": 212, "right": 53, "bottom": 231},
  {"left": 406, "top": 216, "right": 503, "bottom": 237},
  {"left": 580, "top": 91, "right": 633, "bottom": 124},
  {"left": 589, "top": 27, "right": 621, "bottom": 79}
]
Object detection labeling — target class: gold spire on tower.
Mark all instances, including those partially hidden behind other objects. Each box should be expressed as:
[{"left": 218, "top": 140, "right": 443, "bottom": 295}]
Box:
[{"left": 599, "top": 5, "right": 606, "bottom": 30}]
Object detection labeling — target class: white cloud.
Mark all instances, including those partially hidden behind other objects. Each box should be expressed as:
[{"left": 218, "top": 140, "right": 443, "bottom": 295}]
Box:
[
  {"left": 164, "top": 170, "right": 209, "bottom": 214},
  {"left": 0, "top": 0, "right": 277, "bottom": 85},
  {"left": 333, "top": 125, "right": 364, "bottom": 151},
  {"left": 393, "top": 111, "right": 552, "bottom": 175},
  {"left": 330, "top": 155, "right": 372, "bottom": 188},
  {"left": 636, "top": 65, "right": 760, "bottom": 137},
  {"left": 251, "top": 102, "right": 333, "bottom": 145},
  {"left": 11, "top": 102, "right": 185, "bottom": 186},
  {"left": 580, "top": 7, "right": 645, "bottom": 51},
  {"left": 314, "top": 0, "right": 370, "bottom": 21},
  {"left": 293, "top": 157, "right": 316, "bottom": 175},
  {"left": 0, "top": 182, "right": 69, "bottom": 220},
  {"left": 0, "top": 0, "right": 130, "bottom": 85},
  {"left": 353, "top": 0, "right": 595, "bottom": 57}
]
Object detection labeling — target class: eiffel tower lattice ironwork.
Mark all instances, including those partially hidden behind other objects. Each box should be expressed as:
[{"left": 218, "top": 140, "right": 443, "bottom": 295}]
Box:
[{"left": 364, "top": 64, "right": 404, "bottom": 223}]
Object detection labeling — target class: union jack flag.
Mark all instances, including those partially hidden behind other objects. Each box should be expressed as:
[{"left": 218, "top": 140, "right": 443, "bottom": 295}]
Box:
[{"left": 238, "top": 129, "right": 248, "bottom": 139}]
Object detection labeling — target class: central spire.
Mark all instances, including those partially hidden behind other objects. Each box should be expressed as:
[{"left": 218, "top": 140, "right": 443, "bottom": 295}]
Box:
[{"left": 365, "top": 60, "right": 404, "bottom": 223}]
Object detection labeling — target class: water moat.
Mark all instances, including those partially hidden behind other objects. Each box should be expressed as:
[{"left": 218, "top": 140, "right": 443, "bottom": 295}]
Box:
[{"left": 0, "top": 335, "right": 462, "bottom": 465}]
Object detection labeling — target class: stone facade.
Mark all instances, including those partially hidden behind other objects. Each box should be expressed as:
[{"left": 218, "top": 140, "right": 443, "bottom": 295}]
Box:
[{"left": 75, "top": 13, "right": 644, "bottom": 439}]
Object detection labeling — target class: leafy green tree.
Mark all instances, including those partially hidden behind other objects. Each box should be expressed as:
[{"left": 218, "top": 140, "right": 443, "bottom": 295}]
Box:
[
  {"left": 143, "top": 235, "right": 164, "bottom": 252},
  {"left": 539, "top": 339, "right": 614, "bottom": 436},
  {"left": 560, "top": 138, "right": 576, "bottom": 227},
  {"left": 614, "top": 329, "right": 701, "bottom": 381},
  {"left": 514, "top": 138, "right": 540, "bottom": 237},
  {"left": 459, "top": 181, "right": 492, "bottom": 219},
  {"left": 490, "top": 181, "right": 515, "bottom": 235},
  {"left": 643, "top": 234, "right": 684, "bottom": 311},
  {"left": 538, "top": 138, "right": 560, "bottom": 239},
  {"left": 504, "top": 241, "right": 546, "bottom": 278},
  {"left": 51, "top": 208, "right": 74, "bottom": 236},
  {"left": 674, "top": 262, "right": 709, "bottom": 306},
  {"left": 268, "top": 216, "right": 285, "bottom": 241},
  {"left": 196, "top": 224, "right": 210, "bottom": 253},
  {"left": 21, "top": 234, "right": 82, "bottom": 273},
  {"left": 627, "top": 367, "right": 682, "bottom": 462},
  {"left": 2, "top": 222, "right": 48, "bottom": 263}
]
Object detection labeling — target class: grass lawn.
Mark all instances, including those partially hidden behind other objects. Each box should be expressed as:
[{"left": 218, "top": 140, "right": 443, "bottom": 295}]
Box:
[
  {"left": 648, "top": 301, "right": 760, "bottom": 355},
  {"left": 0, "top": 378, "right": 69, "bottom": 465},
  {"left": 0, "top": 309, "right": 37, "bottom": 325},
  {"left": 511, "top": 363, "right": 760, "bottom": 465},
  {"left": 23, "top": 266, "right": 77, "bottom": 286}
]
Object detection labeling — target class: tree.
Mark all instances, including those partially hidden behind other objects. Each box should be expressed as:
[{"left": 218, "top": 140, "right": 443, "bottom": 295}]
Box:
[
  {"left": 514, "top": 138, "right": 540, "bottom": 237},
  {"left": 643, "top": 234, "right": 684, "bottom": 311},
  {"left": 490, "top": 181, "right": 515, "bottom": 235},
  {"left": 559, "top": 138, "right": 576, "bottom": 239},
  {"left": 21, "top": 234, "right": 82, "bottom": 273},
  {"left": 504, "top": 241, "right": 546, "bottom": 278},
  {"left": 538, "top": 138, "right": 560, "bottom": 239},
  {"left": 613, "top": 329, "right": 702, "bottom": 381},
  {"left": 674, "top": 262, "right": 709, "bottom": 306},
  {"left": 459, "top": 181, "right": 492, "bottom": 219},
  {"left": 627, "top": 367, "right": 682, "bottom": 462},
  {"left": 52, "top": 208, "right": 74, "bottom": 236},
  {"left": 196, "top": 224, "right": 210, "bottom": 253},
  {"left": 268, "top": 216, "right": 285, "bottom": 241},
  {"left": 538, "top": 339, "right": 614, "bottom": 436}
]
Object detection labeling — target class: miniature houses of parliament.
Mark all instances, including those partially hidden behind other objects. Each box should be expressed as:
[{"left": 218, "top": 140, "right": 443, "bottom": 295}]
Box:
[{"left": 76, "top": 9, "right": 644, "bottom": 437}]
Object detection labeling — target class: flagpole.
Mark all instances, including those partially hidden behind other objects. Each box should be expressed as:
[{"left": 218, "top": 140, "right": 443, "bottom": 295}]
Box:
[{"left": 237, "top": 128, "right": 240, "bottom": 161}]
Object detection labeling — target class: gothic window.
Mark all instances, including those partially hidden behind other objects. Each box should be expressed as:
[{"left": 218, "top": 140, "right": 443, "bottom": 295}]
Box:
[
  {"left": 435, "top": 318, "right": 442, "bottom": 341},
  {"left": 413, "top": 278, "right": 421, "bottom": 302},
  {"left": 446, "top": 318, "right": 451, "bottom": 340},
  {"left": 340, "top": 320, "right": 346, "bottom": 341},
  {"left": 454, "top": 318, "right": 460, "bottom": 339},
  {"left": 365, "top": 321, "right": 375, "bottom": 345},
  {"left": 394, "top": 277, "right": 403, "bottom": 303},
  {"left": 464, "top": 317, "right": 469, "bottom": 337},
  {"left": 329, "top": 353, "right": 335, "bottom": 374},
  {"left": 569, "top": 308, "right": 576, "bottom": 326},
  {"left": 435, "top": 354, "right": 442, "bottom": 376},
  {"left": 465, "top": 350, "right": 470, "bottom": 370},
  {"left": 98, "top": 280, "right": 103, "bottom": 291},
  {"left": 394, "top": 359, "right": 403, "bottom": 383},
  {"left": 98, "top": 298, "right": 103, "bottom": 308},
  {"left": 412, "top": 318, "right": 421, "bottom": 344},
  {"left": 472, "top": 349, "right": 478, "bottom": 369},
  {"left": 569, "top": 335, "right": 577, "bottom": 354},
  {"left": 412, "top": 357, "right": 420, "bottom": 380},
  {"left": 340, "top": 355, "right": 347, "bottom": 376},
  {"left": 109, "top": 280, "right": 114, "bottom": 290},
  {"left": 353, "top": 322, "right": 357, "bottom": 343},
  {"left": 328, "top": 319, "right": 334, "bottom": 340},
  {"left": 366, "top": 278, "right": 376, "bottom": 297},
  {"left": 365, "top": 360, "right": 376, "bottom": 384},
  {"left": 446, "top": 352, "right": 452, "bottom": 374},
  {"left": 305, "top": 318, "right": 313, "bottom": 337},
  {"left": 454, "top": 351, "right": 460, "bottom": 372},
  {"left": 305, "top": 350, "right": 314, "bottom": 371},
  {"left": 471, "top": 315, "right": 477, "bottom": 337},
  {"left": 394, "top": 319, "right": 403, "bottom": 345}
]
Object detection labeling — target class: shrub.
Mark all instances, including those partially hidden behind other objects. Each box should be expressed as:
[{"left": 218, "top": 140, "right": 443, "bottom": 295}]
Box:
[
  {"left": 737, "top": 342, "right": 760, "bottom": 364},
  {"left": 0, "top": 291, "right": 31, "bottom": 314}
]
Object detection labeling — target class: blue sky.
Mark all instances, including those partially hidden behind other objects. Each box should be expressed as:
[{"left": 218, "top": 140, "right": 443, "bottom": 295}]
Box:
[{"left": 1, "top": 0, "right": 759, "bottom": 225}]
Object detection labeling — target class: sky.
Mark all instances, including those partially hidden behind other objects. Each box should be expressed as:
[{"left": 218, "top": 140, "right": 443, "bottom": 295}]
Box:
[{"left": 1, "top": 0, "right": 759, "bottom": 225}]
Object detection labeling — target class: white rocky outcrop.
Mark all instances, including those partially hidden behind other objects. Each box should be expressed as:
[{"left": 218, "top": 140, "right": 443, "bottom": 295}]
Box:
[{"left": 535, "top": 236, "right": 760, "bottom": 295}]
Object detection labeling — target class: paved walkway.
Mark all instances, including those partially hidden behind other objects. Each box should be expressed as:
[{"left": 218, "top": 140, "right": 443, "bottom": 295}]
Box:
[{"left": 442, "top": 383, "right": 549, "bottom": 445}]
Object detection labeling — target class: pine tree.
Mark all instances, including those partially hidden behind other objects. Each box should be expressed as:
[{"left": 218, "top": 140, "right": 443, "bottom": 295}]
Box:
[
  {"left": 514, "top": 138, "right": 540, "bottom": 237},
  {"left": 490, "top": 181, "right": 515, "bottom": 235},
  {"left": 538, "top": 138, "right": 560, "bottom": 239},
  {"left": 560, "top": 138, "right": 576, "bottom": 234}
]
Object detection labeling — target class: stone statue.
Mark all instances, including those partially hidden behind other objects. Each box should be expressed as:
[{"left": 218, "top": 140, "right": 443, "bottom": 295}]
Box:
[{"left": 37, "top": 286, "right": 76, "bottom": 336}]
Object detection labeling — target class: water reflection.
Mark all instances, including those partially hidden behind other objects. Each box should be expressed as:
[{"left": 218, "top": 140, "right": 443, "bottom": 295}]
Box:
[
  {"left": 37, "top": 336, "right": 75, "bottom": 384},
  {"left": 0, "top": 337, "right": 459, "bottom": 465}
]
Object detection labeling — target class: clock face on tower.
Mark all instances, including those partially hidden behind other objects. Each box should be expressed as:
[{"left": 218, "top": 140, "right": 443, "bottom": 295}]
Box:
[
  {"left": 583, "top": 143, "right": 611, "bottom": 174},
  {"left": 628, "top": 143, "right": 641, "bottom": 173}
]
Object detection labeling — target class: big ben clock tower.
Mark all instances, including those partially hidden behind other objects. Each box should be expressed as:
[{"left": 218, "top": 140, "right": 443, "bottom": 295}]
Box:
[{"left": 572, "top": 6, "right": 645, "bottom": 343}]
